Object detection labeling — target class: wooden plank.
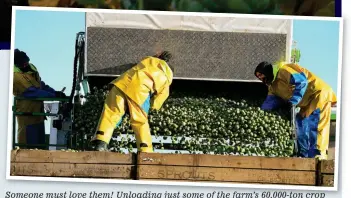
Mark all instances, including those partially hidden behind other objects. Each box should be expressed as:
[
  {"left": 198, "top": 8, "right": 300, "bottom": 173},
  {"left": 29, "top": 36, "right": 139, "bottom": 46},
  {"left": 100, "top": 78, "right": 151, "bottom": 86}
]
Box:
[
  {"left": 11, "top": 162, "right": 134, "bottom": 178},
  {"left": 138, "top": 179, "right": 309, "bottom": 185},
  {"left": 138, "top": 179, "right": 291, "bottom": 185},
  {"left": 11, "top": 150, "right": 134, "bottom": 164},
  {"left": 137, "top": 165, "right": 316, "bottom": 185},
  {"left": 138, "top": 153, "right": 316, "bottom": 171},
  {"left": 320, "top": 175, "right": 334, "bottom": 187},
  {"left": 320, "top": 160, "right": 335, "bottom": 174}
]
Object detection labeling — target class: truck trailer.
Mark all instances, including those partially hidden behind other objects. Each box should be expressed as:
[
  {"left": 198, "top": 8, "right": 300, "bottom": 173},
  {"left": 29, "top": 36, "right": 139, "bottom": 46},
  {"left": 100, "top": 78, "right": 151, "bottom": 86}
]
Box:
[{"left": 12, "top": 12, "right": 337, "bottom": 156}]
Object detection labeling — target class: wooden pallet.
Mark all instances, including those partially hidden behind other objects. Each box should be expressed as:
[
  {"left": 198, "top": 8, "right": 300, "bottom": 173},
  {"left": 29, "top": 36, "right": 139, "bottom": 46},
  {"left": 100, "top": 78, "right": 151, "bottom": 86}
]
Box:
[
  {"left": 136, "top": 153, "right": 317, "bottom": 185},
  {"left": 10, "top": 150, "right": 136, "bottom": 179}
]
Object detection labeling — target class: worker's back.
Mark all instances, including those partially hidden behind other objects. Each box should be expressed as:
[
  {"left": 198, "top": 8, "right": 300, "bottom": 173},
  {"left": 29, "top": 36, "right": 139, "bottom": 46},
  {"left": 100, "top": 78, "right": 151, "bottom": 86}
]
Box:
[
  {"left": 13, "top": 64, "right": 45, "bottom": 127},
  {"left": 270, "top": 63, "right": 336, "bottom": 108},
  {"left": 111, "top": 56, "right": 173, "bottom": 106},
  {"left": 285, "top": 63, "right": 334, "bottom": 98}
]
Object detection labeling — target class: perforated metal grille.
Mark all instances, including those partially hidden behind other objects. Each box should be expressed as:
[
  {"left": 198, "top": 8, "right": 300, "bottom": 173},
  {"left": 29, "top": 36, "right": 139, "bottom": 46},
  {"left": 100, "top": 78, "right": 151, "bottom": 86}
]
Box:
[{"left": 86, "top": 27, "right": 286, "bottom": 81}]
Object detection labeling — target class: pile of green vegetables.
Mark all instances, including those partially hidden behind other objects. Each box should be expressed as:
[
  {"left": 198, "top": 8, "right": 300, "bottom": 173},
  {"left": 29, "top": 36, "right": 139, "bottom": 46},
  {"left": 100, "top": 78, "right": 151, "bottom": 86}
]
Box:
[{"left": 73, "top": 86, "right": 294, "bottom": 157}]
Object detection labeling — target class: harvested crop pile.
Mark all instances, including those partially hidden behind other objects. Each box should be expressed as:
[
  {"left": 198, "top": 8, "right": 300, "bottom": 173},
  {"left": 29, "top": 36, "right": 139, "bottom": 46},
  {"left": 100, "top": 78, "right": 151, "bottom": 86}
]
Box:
[{"left": 73, "top": 86, "right": 294, "bottom": 157}]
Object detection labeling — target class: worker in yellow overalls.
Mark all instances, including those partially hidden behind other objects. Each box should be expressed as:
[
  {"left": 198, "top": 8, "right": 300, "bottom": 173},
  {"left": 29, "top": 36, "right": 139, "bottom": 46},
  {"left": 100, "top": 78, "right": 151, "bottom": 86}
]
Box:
[
  {"left": 91, "top": 51, "right": 174, "bottom": 152},
  {"left": 13, "top": 49, "right": 66, "bottom": 149},
  {"left": 254, "top": 61, "right": 337, "bottom": 160}
]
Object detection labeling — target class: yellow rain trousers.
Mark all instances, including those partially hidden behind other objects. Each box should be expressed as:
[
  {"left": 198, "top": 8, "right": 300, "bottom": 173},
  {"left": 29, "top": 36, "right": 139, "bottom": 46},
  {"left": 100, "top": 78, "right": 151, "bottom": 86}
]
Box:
[
  {"left": 13, "top": 64, "right": 56, "bottom": 149},
  {"left": 92, "top": 56, "right": 173, "bottom": 152},
  {"left": 261, "top": 62, "right": 337, "bottom": 159}
]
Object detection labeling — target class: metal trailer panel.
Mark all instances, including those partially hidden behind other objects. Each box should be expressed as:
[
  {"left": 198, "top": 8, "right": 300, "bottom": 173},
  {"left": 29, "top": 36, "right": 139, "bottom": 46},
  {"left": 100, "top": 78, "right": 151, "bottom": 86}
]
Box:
[{"left": 85, "top": 13, "right": 292, "bottom": 81}]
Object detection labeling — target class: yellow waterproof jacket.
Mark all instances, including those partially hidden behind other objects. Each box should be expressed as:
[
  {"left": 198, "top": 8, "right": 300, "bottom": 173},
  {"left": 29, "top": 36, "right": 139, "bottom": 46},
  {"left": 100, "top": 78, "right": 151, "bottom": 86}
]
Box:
[
  {"left": 111, "top": 56, "right": 173, "bottom": 110},
  {"left": 13, "top": 64, "right": 56, "bottom": 125},
  {"left": 262, "top": 62, "right": 337, "bottom": 116}
]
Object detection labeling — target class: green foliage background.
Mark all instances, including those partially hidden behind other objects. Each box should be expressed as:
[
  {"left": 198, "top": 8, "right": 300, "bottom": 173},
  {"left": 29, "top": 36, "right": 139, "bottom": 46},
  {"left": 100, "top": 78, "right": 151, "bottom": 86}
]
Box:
[{"left": 28, "top": 0, "right": 335, "bottom": 16}]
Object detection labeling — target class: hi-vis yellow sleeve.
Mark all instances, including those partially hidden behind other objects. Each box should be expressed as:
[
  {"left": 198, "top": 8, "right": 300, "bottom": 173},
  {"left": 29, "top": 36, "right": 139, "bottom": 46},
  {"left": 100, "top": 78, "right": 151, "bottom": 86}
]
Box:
[{"left": 150, "top": 85, "right": 170, "bottom": 111}]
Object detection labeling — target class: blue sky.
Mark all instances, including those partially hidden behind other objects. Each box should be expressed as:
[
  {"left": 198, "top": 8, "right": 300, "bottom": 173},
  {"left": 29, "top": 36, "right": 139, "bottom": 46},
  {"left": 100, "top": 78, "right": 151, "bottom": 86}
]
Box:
[
  {"left": 14, "top": 10, "right": 341, "bottom": 135},
  {"left": 292, "top": 19, "right": 340, "bottom": 93}
]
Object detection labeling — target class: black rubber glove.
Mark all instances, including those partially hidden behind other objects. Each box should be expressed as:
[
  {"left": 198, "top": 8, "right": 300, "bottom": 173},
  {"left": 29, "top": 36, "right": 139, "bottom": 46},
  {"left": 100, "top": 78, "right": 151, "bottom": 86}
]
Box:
[
  {"left": 55, "top": 91, "right": 67, "bottom": 98},
  {"left": 149, "top": 109, "right": 158, "bottom": 115}
]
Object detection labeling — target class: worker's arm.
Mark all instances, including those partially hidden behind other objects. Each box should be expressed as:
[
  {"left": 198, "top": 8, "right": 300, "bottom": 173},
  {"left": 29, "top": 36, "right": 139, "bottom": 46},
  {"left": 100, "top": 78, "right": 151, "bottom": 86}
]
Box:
[
  {"left": 41, "top": 81, "right": 66, "bottom": 98},
  {"left": 261, "top": 91, "right": 283, "bottom": 111},
  {"left": 21, "top": 86, "right": 56, "bottom": 98},
  {"left": 32, "top": 65, "right": 56, "bottom": 94},
  {"left": 40, "top": 81, "right": 56, "bottom": 94},
  {"left": 38, "top": 71, "right": 65, "bottom": 97},
  {"left": 150, "top": 85, "right": 170, "bottom": 111},
  {"left": 13, "top": 73, "right": 56, "bottom": 98},
  {"left": 30, "top": 64, "right": 57, "bottom": 97},
  {"left": 287, "top": 71, "right": 308, "bottom": 106}
]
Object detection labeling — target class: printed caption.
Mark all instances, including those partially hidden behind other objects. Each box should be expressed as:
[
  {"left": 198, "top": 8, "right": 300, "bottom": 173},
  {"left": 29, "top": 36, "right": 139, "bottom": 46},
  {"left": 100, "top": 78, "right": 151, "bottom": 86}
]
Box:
[{"left": 5, "top": 190, "right": 327, "bottom": 198}]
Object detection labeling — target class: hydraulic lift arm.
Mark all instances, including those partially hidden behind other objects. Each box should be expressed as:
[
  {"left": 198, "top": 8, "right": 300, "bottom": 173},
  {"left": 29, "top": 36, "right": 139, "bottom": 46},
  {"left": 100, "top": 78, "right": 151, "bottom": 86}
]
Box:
[{"left": 50, "top": 32, "right": 86, "bottom": 149}]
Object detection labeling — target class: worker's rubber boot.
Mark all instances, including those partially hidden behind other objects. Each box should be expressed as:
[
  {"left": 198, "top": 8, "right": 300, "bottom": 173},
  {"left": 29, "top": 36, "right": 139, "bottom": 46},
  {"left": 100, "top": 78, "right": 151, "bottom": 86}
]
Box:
[
  {"left": 91, "top": 140, "right": 108, "bottom": 151},
  {"left": 139, "top": 143, "right": 154, "bottom": 153}
]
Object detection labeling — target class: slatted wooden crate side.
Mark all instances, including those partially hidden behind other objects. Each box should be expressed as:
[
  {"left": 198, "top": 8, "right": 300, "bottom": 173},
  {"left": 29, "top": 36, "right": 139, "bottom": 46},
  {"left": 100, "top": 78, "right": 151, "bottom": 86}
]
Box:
[
  {"left": 320, "top": 159, "right": 335, "bottom": 174},
  {"left": 10, "top": 150, "right": 136, "bottom": 179},
  {"left": 319, "top": 175, "right": 334, "bottom": 187},
  {"left": 137, "top": 165, "right": 316, "bottom": 185},
  {"left": 10, "top": 162, "right": 135, "bottom": 179},
  {"left": 138, "top": 179, "right": 295, "bottom": 185},
  {"left": 137, "top": 153, "right": 317, "bottom": 185},
  {"left": 317, "top": 159, "right": 335, "bottom": 187},
  {"left": 11, "top": 149, "right": 135, "bottom": 164},
  {"left": 138, "top": 153, "right": 316, "bottom": 170}
]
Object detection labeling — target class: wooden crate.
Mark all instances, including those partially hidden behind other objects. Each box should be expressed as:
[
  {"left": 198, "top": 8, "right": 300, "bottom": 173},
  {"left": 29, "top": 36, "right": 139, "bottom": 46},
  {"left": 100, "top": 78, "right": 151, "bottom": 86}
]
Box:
[
  {"left": 10, "top": 150, "right": 136, "bottom": 179},
  {"left": 318, "top": 159, "right": 335, "bottom": 187},
  {"left": 136, "top": 153, "right": 317, "bottom": 185}
]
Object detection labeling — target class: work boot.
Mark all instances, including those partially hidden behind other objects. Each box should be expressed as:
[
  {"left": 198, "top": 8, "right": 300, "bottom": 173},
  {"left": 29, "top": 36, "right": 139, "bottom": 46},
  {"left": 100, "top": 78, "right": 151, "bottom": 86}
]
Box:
[
  {"left": 91, "top": 140, "right": 108, "bottom": 151},
  {"left": 139, "top": 143, "right": 154, "bottom": 153}
]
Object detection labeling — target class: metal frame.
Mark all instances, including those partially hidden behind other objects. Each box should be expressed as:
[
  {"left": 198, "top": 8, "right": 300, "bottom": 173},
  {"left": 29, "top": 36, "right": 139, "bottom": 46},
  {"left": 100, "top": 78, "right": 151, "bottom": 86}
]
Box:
[
  {"left": 12, "top": 96, "right": 70, "bottom": 149},
  {"left": 290, "top": 106, "right": 298, "bottom": 156}
]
